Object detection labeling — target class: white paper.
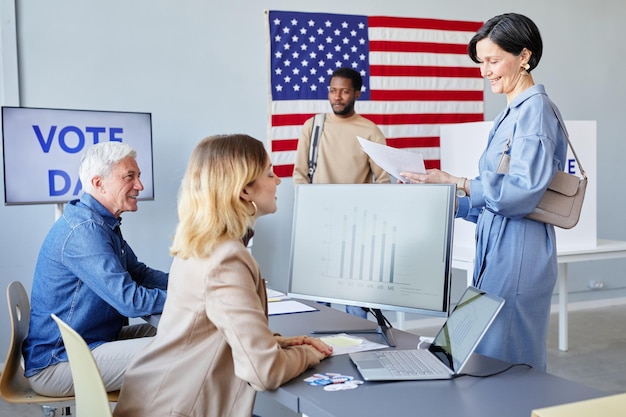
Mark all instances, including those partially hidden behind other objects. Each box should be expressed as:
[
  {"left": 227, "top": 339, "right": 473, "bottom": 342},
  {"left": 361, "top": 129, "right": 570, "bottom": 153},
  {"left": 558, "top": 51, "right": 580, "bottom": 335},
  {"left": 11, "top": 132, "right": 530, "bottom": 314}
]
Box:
[
  {"left": 268, "top": 300, "right": 318, "bottom": 316},
  {"left": 266, "top": 288, "right": 289, "bottom": 302},
  {"left": 318, "top": 333, "right": 388, "bottom": 356},
  {"left": 357, "top": 136, "right": 426, "bottom": 182}
]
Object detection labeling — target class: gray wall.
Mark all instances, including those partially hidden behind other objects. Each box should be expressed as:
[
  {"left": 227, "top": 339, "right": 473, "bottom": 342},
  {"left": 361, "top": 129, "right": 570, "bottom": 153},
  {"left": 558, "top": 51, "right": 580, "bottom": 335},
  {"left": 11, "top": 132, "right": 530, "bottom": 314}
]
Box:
[{"left": 1, "top": 0, "right": 625, "bottom": 351}]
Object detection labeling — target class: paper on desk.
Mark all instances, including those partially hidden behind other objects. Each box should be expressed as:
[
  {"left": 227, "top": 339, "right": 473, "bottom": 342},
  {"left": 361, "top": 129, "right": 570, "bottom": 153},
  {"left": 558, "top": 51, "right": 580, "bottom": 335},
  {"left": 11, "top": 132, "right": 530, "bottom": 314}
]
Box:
[
  {"left": 268, "top": 300, "right": 318, "bottom": 316},
  {"left": 266, "top": 288, "right": 289, "bottom": 302},
  {"left": 318, "top": 333, "right": 387, "bottom": 356},
  {"left": 357, "top": 136, "right": 426, "bottom": 182}
]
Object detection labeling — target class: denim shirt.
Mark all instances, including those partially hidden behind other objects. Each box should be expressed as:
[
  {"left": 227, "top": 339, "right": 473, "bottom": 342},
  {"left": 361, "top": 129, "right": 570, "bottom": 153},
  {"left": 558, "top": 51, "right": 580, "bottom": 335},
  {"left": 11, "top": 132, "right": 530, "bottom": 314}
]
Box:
[{"left": 22, "top": 193, "right": 168, "bottom": 377}]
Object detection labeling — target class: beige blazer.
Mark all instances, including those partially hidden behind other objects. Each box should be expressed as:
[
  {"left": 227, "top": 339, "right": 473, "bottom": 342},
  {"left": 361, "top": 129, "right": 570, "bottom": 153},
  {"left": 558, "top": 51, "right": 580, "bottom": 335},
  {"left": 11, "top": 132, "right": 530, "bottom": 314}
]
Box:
[{"left": 113, "top": 239, "right": 322, "bottom": 417}]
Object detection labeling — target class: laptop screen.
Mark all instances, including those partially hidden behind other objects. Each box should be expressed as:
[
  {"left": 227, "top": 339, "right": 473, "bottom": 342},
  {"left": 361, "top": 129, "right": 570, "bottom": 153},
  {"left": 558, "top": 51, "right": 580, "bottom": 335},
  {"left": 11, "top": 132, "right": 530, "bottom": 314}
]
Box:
[{"left": 428, "top": 287, "right": 505, "bottom": 372}]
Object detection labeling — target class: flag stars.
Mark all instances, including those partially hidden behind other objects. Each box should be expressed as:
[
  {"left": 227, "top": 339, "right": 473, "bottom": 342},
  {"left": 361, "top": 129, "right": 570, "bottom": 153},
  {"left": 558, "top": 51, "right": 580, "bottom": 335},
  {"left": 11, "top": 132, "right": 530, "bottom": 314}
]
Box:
[{"left": 270, "top": 13, "right": 372, "bottom": 100}]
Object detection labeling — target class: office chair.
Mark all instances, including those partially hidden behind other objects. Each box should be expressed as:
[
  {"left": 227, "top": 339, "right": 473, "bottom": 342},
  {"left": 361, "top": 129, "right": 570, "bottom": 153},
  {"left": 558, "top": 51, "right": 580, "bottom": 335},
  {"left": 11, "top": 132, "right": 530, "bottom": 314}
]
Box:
[
  {"left": 51, "top": 314, "right": 113, "bottom": 417},
  {"left": 0, "top": 281, "right": 73, "bottom": 417}
]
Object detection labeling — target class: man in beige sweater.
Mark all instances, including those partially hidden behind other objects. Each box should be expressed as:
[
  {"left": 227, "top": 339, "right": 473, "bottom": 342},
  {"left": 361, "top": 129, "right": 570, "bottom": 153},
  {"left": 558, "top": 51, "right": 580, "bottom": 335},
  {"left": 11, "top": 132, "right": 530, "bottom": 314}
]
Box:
[{"left": 293, "top": 67, "right": 390, "bottom": 317}]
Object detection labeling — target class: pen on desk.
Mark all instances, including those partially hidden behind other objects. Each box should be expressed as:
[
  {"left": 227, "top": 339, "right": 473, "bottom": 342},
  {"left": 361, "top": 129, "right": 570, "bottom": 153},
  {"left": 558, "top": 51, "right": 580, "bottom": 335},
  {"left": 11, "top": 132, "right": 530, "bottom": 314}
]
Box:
[{"left": 267, "top": 297, "right": 283, "bottom": 303}]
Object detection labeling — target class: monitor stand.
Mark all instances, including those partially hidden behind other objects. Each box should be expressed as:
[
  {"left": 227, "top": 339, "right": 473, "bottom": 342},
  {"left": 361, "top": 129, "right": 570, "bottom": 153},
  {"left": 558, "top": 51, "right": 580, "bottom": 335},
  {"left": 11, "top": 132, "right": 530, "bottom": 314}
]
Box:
[{"left": 310, "top": 308, "right": 397, "bottom": 347}]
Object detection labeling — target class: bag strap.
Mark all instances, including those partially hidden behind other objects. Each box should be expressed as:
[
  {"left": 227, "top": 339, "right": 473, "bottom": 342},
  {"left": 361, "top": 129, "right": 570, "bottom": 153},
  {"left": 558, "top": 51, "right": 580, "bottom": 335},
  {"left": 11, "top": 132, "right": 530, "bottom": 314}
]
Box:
[
  {"left": 307, "top": 113, "right": 325, "bottom": 183},
  {"left": 547, "top": 101, "right": 587, "bottom": 179},
  {"left": 501, "top": 102, "right": 586, "bottom": 179}
]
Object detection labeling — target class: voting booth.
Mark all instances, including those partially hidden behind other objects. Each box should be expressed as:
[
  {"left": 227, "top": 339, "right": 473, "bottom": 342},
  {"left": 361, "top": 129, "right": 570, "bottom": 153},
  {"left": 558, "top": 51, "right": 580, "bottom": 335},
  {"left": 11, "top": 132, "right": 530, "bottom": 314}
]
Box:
[{"left": 440, "top": 121, "right": 597, "bottom": 252}]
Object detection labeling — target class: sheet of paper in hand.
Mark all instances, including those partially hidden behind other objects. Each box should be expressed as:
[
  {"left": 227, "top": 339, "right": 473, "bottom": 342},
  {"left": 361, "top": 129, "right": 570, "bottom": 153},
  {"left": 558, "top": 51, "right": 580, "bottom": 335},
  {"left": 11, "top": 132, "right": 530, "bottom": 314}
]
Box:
[{"left": 357, "top": 136, "right": 426, "bottom": 182}]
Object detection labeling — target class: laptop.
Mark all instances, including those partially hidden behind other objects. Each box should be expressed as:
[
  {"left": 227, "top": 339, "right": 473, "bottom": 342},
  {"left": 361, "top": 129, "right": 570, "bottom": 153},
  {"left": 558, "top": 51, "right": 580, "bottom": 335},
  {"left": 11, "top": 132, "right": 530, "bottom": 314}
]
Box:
[{"left": 349, "top": 286, "right": 505, "bottom": 381}]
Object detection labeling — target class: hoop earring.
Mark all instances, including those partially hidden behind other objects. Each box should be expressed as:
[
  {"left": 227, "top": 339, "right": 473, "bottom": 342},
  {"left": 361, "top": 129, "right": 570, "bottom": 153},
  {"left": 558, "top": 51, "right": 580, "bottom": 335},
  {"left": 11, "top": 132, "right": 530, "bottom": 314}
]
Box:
[
  {"left": 249, "top": 201, "right": 258, "bottom": 217},
  {"left": 521, "top": 62, "right": 530, "bottom": 76}
]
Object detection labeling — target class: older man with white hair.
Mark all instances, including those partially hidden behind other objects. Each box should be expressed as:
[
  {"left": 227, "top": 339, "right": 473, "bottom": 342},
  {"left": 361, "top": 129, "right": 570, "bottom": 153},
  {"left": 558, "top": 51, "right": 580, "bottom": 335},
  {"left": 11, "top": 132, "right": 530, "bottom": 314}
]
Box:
[{"left": 23, "top": 141, "right": 168, "bottom": 396}]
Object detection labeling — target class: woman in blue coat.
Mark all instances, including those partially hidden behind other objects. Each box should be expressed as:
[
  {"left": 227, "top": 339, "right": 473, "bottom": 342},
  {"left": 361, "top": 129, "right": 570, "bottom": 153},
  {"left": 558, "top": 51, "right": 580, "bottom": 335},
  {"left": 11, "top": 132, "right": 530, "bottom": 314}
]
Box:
[{"left": 402, "top": 13, "right": 568, "bottom": 371}]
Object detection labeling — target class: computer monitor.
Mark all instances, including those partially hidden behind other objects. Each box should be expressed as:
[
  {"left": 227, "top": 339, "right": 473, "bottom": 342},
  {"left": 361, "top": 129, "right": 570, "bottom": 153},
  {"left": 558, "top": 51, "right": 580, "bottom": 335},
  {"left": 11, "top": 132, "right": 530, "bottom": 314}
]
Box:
[{"left": 288, "top": 183, "right": 455, "bottom": 346}]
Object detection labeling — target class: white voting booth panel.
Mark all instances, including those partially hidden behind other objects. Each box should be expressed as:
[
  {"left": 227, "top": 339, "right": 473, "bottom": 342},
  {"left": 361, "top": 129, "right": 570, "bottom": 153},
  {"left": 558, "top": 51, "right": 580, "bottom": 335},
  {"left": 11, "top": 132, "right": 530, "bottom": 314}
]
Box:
[{"left": 440, "top": 121, "right": 597, "bottom": 252}]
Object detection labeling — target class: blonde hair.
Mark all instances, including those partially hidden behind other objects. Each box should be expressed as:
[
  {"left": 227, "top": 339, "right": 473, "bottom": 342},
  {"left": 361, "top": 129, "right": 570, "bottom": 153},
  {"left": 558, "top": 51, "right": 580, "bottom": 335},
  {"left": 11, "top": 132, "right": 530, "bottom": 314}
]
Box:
[{"left": 170, "top": 134, "right": 267, "bottom": 259}]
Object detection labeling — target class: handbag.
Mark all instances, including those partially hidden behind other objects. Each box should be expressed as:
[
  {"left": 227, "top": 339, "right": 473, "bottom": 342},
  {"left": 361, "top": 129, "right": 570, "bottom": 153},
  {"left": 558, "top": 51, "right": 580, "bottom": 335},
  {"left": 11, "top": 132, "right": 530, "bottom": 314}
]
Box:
[{"left": 496, "top": 103, "right": 587, "bottom": 229}]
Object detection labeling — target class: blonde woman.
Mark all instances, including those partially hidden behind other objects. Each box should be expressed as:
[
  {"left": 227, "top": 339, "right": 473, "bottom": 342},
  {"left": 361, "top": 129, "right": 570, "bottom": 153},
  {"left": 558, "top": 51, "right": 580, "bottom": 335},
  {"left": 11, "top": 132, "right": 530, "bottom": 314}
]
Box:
[{"left": 114, "top": 134, "right": 332, "bottom": 417}]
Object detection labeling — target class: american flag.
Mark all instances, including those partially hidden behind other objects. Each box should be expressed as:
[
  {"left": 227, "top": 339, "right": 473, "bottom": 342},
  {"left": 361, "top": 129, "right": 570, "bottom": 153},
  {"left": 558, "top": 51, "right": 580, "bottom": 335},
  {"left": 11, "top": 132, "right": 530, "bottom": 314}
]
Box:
[{"left": 266, "top": 10, "right": 485, "bottom": 177}]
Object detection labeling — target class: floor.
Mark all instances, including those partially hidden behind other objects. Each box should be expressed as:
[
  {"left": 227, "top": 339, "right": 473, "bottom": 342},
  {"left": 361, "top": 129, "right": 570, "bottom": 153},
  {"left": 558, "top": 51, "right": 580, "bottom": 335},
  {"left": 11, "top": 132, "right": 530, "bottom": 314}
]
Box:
[{"left": 2, "top": 303, "right": 625, "bottom": 416}]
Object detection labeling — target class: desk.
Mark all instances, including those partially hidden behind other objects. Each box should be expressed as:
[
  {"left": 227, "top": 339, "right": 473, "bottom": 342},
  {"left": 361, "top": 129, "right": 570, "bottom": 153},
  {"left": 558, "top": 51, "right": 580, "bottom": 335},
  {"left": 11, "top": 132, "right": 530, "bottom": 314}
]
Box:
[
  {"left": 259, "top": 301, "right": 605, "bottom": 417},
  {"left": 531, "top": 392, "right": 626, "bottom": 417},
  {"left": 451, "top": 239, "right": 626, "bottom": 351}
]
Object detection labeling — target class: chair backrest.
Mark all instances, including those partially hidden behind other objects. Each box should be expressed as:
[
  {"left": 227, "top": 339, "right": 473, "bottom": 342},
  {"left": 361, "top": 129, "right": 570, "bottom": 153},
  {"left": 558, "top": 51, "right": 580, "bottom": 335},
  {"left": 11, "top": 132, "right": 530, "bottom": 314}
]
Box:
[
  {"left": 51, "top": 314, "right": 112, "bottom": 417},
  {"left": 0, "top": 281, "right": 40, "bottom": 400}
]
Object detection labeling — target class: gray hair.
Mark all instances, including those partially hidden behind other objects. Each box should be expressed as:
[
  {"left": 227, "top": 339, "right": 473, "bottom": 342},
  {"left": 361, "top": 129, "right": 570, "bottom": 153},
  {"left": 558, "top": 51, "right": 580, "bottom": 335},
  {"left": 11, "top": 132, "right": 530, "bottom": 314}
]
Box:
[{"left": 79, "top": 142, "right": 137, "bottom": 194}]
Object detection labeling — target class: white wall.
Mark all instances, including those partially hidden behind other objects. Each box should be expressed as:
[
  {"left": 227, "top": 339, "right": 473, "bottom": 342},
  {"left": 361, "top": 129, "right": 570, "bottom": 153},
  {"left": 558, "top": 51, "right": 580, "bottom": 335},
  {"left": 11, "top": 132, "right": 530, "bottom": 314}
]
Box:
[{"left": 2, "top": 0, "right": 626, "bottom": 353}]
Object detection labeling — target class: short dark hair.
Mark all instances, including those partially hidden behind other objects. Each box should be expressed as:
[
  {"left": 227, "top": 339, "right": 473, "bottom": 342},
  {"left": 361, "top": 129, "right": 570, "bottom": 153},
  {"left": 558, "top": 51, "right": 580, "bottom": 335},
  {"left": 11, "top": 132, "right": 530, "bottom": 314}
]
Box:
[
  {"left": 331, "top": 67, "right": 363, "bottom": 91},
  {"left": 468, "top": 13, "right": 543, "bottom": 73}
]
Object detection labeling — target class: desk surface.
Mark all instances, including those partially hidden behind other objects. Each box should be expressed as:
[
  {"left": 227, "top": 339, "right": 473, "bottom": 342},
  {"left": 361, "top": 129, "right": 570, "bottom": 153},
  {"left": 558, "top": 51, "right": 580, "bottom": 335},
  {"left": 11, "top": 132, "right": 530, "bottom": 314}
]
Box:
[{"left": 262, "top": 301, "right": 606, "bottom": 417}]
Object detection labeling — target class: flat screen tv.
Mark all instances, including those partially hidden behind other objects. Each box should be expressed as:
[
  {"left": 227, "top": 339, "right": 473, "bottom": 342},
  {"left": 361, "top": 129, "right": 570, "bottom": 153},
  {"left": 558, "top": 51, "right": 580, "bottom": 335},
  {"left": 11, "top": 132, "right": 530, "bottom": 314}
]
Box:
[
  {"left": 2, "top": 106, "right": 154, "bottom": 205},
  {"left": 288, "top": 183, "right": 454, "bottom": 346}
]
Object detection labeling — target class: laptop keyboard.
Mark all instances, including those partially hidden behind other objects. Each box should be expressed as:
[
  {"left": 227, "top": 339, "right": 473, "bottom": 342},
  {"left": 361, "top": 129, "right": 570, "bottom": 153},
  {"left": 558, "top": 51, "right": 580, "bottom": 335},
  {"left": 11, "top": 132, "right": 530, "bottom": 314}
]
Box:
[{"left": 375, "top": 350, "right": 440, "bottom": 376}]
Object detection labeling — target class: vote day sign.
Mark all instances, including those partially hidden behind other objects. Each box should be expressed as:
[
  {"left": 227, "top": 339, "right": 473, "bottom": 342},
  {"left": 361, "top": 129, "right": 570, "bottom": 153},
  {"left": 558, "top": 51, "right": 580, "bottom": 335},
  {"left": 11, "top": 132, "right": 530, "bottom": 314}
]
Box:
[{"left": 2, "top": 106, "right": 154, "bottom": 205}]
